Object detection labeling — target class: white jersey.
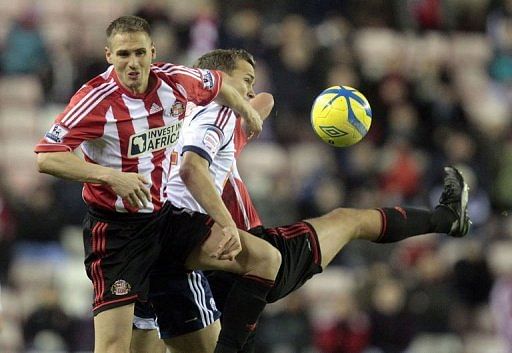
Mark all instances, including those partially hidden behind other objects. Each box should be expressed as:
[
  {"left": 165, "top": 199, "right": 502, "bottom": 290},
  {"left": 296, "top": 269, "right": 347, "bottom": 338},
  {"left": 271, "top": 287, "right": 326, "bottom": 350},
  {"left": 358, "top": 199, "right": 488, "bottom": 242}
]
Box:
[{"left": 166, "top": 103, "right": 237, "bottom": 212}]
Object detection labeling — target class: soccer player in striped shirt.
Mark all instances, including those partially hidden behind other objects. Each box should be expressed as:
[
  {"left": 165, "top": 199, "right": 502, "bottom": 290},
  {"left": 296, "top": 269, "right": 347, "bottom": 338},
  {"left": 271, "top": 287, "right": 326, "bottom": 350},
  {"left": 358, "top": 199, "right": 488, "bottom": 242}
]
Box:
[
  {"left": 133, "top": 48, "right": 471, "bottom": 353},
  {"left": 34, "top": 16, "right": 269, "bottom": 353}
]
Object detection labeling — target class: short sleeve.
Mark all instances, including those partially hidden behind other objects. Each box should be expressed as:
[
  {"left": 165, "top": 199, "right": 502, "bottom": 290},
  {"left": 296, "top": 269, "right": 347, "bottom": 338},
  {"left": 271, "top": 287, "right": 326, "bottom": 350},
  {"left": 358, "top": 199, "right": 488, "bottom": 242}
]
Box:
[
  {"left": 163, "top": 65, "right": 222, "bottom": 106},
  {"left": 35, "top": 85, "right": 107, "bottom": 153},
  {"left": 181, "top": 106, "right": 235, "bottom": 165}
]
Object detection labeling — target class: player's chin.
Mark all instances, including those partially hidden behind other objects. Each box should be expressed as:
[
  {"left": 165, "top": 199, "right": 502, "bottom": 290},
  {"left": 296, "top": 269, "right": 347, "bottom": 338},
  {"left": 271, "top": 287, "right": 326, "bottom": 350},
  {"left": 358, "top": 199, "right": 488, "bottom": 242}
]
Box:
[{"left": 128, "top": 82, "right": 141, "bottom": 90}]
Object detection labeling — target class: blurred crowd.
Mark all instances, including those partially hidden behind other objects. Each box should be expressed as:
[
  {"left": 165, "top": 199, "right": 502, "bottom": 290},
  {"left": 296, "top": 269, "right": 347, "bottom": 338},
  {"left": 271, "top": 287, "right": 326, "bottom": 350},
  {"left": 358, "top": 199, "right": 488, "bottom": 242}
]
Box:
[{"left": 1, "top": 0, "right": 512, "bottom": 352}]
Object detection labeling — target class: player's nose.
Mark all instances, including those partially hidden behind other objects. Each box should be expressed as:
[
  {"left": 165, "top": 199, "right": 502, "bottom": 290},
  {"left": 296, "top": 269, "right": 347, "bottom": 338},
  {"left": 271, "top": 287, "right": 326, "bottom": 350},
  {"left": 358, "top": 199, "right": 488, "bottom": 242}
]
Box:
[{"left": 128, "top": 54, "right": 139, "bottom": 68}]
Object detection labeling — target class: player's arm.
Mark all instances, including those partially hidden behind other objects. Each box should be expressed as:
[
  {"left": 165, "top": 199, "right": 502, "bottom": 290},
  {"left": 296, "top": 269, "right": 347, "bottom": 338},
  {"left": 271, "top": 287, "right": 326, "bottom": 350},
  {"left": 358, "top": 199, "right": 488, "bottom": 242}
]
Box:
[
  {"left": 179, "top": 151, "right": 241, "bottom": 260},
  {"left": 235, "top": 92, "right": 274, "bottom": 153},
  {"left": 36, "top": 152, "right": 150, "bottom": 208},
  {"left": 215, "top": 73, "right": 263, "bottom": 138},
  {"left": 250, "top": 92, "right": 274, "bottom": 122}
]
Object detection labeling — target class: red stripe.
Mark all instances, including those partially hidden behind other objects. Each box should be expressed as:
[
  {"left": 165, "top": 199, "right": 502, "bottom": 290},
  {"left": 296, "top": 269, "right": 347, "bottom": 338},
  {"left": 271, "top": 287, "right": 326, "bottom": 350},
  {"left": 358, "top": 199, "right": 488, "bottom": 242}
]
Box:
[
  {"left": 205, "top": 216, "right": 215, "bottom": 227},
  {"left": 162, "top": 67, "right": 202, "bottom": 81},
  {"left": 302, "top": 221, "right": 321, "bottom": 265},
  {"left": 278, "top": 223, "right": 309, "bottom": 239},
  {"left": 215, "top": 107, "right": 227, "bottom": 128},
  {"left": 97, "top": 223, "right": 107, "bottom": 303},
  {"left": 159, "top": 63, "right": 202, "bottom": 78},
  {"left": 68, "top": 85, "right": 118, "bottom": 128},
  {"left": 62, "top": 82, "right": 115, "bottom": 127},
  {"left": 82, "top": 154, "right": 118, "bottom": 211},
  {"left": 285, "top": 223, "right": 309, "bottom": 236},
  {"left": 376, "top": 208, "right": 387, "bottom": 242},
  {"left": 144, "top": 97, "right": 166, "bottom": 205},
  {"left": 93, "top": 294, "right": 138, "bottom": 312},
  {"left": 243, "top": 274, "right": 275, "bottom": 287},
  {"left": 112, "top": 101, "right": 138, "bottom": 212},
  {"left": 220, "top": 111, "right": 232, "bottom": 130},
  {"left": 61, "top": 82, "right": 111, "bottom": 124},
  {"left": 91, "top": 222, "right": 109, "bottom": 306},
  {"left": 269, "top": 222, "right": 322, "bottom": 265},
  {"left": 93, "top": 222, "right": 102, "bottom": 304},
  {"left": 167, "top": 66, "right": 202, "bottom": 79},
  {"left": 91, "top": 222, "right": 103, "bottom": 305}
]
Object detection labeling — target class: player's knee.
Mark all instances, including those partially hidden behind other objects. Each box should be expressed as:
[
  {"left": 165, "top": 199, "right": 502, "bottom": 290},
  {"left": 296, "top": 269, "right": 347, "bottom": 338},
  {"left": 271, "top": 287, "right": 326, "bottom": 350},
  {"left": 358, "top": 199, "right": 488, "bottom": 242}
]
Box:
[
  {"left": 331, "top": 208, "right": 368, "bottom": 239},
  {"left": 253, "top": 245, "right": 281, "bottom": 279},
  {"left": 97, "top": 336, "right": 130, "bottom": 353}
]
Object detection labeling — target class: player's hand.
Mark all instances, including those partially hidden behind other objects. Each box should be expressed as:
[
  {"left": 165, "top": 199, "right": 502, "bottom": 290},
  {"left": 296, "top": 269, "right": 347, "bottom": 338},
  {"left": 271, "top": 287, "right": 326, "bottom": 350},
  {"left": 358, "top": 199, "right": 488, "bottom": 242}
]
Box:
[
  {"left": 243, "top": 105, "right": 262, "bottom": 140},
  {"left": 211, "top": 225, "right": 242, "bottom": 261},
  {"left": 106, "top": 171, "right": 151, "bottom": 208}
]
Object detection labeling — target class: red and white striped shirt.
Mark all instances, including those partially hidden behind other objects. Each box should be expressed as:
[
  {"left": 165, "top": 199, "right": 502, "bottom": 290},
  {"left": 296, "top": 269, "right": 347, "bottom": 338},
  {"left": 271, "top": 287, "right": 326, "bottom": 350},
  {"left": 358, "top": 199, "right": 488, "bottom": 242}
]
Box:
[{"left": 35, "top": 63, "right": 222, "bottom": 213}]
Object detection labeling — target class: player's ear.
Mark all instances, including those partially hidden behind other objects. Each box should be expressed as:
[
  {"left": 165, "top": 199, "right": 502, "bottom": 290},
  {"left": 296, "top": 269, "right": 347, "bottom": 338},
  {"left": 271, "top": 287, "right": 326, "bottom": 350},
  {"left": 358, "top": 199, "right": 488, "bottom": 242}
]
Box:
[
  {"left": 151, "top": 44, "right": 156, "bottom": 59},
  {"left": 105, "top": 46, "right": 113, "bottom": 64}
]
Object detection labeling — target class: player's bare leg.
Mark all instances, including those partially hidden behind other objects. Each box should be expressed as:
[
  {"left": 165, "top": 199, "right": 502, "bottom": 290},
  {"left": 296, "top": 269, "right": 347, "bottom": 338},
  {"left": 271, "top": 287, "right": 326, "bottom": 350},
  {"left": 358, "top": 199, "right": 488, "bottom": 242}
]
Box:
[
  {"left": 185, "top": 224, "right": 282, "bottom": 353},
  {"left": 94, "top": 304, "right": 135, "bottom": 353},
  {"left": 306, "top": 208, "right": 382, "bottom": 268},
  {"left": 307, "top": 166, "right": 471, "bottom": 270},
  {"left": 185, "top": 223, "right": 281, "bottom": 278},
  {"left": 164, "top": 320, "right": 221, "bottom": 353},
  {"left": 130, "top": 322, "right": 220, "bottom": 353},
  {"left": 131, "top": 328, "right": 167, "bottom": 353}
]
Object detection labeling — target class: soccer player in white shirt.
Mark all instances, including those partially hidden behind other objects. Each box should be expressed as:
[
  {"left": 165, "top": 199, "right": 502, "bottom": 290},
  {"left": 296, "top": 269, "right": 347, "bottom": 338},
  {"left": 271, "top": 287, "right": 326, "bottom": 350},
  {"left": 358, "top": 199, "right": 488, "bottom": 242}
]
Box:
[{"left": 136, "top": 48, "right": 471, "bottom": 353}]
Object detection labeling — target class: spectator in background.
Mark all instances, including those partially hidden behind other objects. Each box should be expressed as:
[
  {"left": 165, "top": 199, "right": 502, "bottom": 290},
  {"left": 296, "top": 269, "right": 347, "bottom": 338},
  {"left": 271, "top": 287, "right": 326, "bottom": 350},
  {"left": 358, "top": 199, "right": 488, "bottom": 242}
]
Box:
[
  {"left": 368, "top": 278, "right": 416, "bottom": 353},
  {"left": 133, "top": 0, "right": 172, "bottom": 28},
  {"left": 0, "top": 181, "right": 15, "bottom": 283},
  {"left": 1, "top": 8, "right": 53, "bottom": 96},
  {"left": 489, "top": 241, "right": 512, "bottom": 353},
  {"left": 12, "top": 183, "right": 64, "bottom": 260},
  {"left": 315, "top": 291, "right": 371, "bottom": 353},
  {"left": 266, "top": 14, "right": 326, "bottom": 143},
  {"left": 187, "top": 1, "right": 219, "bottom": 60},
  {"left": 220, "top": 7, "right": 265, "bottom": 59},
  {"left": 255, "top": 292, "right": 313, "bottom": 353},
  {"left": 408, "top": 251, "right": 454, "bottom": 334},
  {"left": 22, "top": 286, "right": 73, "bottom": 352}
]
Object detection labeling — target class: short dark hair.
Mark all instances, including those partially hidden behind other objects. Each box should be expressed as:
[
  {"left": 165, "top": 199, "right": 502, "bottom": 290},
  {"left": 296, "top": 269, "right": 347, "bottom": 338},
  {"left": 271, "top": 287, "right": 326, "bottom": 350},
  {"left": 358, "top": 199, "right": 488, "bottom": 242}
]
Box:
[
  {"left": 106, "top": 16, "right": 151, "bottom": 45},
  {"left": 194, "top": 49, "right": 255, "bottom": 74}
]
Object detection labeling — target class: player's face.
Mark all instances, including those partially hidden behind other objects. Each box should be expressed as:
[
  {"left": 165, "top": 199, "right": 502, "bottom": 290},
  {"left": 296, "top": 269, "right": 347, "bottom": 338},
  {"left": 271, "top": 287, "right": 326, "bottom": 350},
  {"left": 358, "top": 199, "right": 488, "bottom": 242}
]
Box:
[
  {"left": 105, "top": 31, "right": 155, "bottom": 94},
  {"left": 229, "top": 59, "right": 256, "bottom": 100}
]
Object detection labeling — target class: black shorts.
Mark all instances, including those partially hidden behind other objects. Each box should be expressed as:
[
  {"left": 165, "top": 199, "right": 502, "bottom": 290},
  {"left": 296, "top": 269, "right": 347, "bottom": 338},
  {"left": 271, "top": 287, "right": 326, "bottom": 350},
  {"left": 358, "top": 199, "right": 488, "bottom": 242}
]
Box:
[
  {"left": 135, "top": 270, "right": 221, "bottom": 339},
  {"left": 152, "top": 205, "right": 214, "bottom": 274},
  {"left": 207, "top": 221, "right": 322, "bottom": 307},
  {"left": 83, "top": 206, "right": 163, "bottom": 315}
]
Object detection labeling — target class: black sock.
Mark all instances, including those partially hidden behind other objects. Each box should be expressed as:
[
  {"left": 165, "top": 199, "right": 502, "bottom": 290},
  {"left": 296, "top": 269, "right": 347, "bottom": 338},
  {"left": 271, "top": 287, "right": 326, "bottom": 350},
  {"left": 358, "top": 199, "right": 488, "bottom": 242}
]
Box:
[
  {"left": 214, "top": 275, "right": 274, "bottom": 353},
  {"left": 374, "top": 206, "right": 456, "bottom": 243}
]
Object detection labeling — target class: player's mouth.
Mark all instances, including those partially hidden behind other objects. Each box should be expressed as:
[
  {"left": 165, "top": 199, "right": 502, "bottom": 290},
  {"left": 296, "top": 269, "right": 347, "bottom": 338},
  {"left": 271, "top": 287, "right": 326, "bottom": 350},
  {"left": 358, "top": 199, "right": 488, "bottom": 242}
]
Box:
[{"left": 128, "top": 72, "right": 140, "bottom": 80}]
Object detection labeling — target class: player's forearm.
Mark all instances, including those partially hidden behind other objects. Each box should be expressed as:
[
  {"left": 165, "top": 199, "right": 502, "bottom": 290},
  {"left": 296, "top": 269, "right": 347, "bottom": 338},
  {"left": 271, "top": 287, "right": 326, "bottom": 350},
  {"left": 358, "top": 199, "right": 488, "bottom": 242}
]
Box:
[
  {"left": 216, "top": 74, "right": 253, "bottom": 119},
  {"left": 36, "top": 151, "right": 116, "bottom": 185},
  {"left": 180, "top": 157, "right": 236, "bottom": 228},
  {"left": 250, "top": 93, "right": 274, "bottom": 121}
]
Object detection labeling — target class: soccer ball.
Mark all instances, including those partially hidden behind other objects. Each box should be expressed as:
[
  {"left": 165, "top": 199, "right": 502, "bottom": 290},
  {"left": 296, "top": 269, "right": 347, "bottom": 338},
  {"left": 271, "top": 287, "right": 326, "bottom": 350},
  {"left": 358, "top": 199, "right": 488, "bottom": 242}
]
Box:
[{"left": 310, "top": 85, "right": 372, "bottom": 147}]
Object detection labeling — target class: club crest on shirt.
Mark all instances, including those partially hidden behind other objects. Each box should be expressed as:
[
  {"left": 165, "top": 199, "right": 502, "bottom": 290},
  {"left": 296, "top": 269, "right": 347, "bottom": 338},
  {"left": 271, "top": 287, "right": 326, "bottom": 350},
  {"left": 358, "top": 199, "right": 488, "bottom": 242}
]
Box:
[
  {"left": 128, "top": 121, "right": 182, "bottom": 158},
  {"left": 170, "top": 101, "right": 185, "bottom": 118},
  {"left": 44, "top": 124, "right": 69, "bottom": 143},
  {"left": 111, "top": 279, "right": 131, "bottom": 296},
  {"left": 202, "top": 70, "right": 215, "bottom": 90}
]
